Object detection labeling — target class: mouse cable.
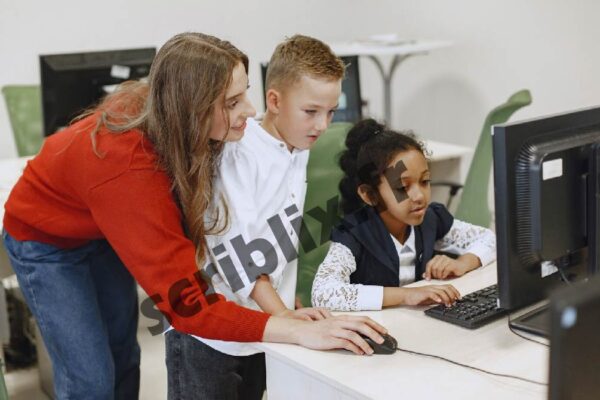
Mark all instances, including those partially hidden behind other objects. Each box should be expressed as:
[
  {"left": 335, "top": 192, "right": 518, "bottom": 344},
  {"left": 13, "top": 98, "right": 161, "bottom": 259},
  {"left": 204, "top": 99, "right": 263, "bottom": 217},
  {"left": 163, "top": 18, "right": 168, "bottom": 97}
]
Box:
[
  {"left": 507, "top": 314, "right": 550, "bottom": 347},
  {"left": 394, "top": 346, "right": 547, "bottom": 386}
]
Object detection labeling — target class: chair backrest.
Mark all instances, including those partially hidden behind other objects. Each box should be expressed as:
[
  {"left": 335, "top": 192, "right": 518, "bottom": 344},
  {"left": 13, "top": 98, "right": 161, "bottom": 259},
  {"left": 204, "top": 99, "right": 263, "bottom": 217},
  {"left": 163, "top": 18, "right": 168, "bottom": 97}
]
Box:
[
  {"left": 296, "top": 122, "right": 352, "bottom": 306},
  {"left": 2, "top": 85, "right": 44, "bottom": 157},
  {"left": 454, "top": 89, "right": 532, "bottom": 227}
]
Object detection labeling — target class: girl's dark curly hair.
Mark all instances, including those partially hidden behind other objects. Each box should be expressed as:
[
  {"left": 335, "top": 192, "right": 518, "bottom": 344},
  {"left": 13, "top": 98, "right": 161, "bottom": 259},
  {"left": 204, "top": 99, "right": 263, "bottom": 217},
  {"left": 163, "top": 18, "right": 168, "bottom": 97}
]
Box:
[{"left": 338, "top": 118, "right": 427, "bottom": 214}]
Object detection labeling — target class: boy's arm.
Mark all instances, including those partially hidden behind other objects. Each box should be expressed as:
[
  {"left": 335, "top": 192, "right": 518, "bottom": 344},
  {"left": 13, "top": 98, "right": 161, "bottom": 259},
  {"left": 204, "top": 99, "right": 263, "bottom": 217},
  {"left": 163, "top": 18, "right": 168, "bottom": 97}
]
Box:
[
  {"left": 250, "top": 275, "right": 288, "bottom": 315},
  {"left": 208, "top": 147, "right": 271, "bottom": 301},
  {"left": 251, "top": 275, "right": 332, "bottom": 320}
]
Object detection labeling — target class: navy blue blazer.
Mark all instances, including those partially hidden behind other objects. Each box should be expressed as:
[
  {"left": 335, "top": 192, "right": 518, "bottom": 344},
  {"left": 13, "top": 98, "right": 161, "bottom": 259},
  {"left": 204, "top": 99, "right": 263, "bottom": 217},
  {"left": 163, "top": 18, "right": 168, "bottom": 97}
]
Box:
[{"left": 330, "top": 202, "right": 454, "bottom": 287}]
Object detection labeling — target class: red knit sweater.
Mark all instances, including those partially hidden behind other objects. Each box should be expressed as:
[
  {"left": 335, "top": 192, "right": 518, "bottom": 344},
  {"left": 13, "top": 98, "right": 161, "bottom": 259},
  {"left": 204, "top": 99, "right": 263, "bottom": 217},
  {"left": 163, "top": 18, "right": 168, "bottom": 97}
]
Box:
[{"left": 3, "top": 114, "right": 270, "bottom": 342}]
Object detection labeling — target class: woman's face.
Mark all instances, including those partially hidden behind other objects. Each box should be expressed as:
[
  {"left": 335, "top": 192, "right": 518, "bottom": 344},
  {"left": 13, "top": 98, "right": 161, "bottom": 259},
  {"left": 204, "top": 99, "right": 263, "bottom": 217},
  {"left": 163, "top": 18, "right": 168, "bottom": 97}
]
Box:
[
  {"left": 209, "top": 62, "right": 256, "bottom": 141},
  {"left": 376, "top": 148, "right": 431, "bottom": 227}
]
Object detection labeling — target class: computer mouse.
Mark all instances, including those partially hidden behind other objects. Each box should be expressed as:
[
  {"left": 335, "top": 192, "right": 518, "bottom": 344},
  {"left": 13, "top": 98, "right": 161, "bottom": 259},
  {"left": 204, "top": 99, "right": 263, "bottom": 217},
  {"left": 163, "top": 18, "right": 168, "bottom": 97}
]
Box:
[{"left": 360, "top": 333, "right": 397, "bottom": 355}]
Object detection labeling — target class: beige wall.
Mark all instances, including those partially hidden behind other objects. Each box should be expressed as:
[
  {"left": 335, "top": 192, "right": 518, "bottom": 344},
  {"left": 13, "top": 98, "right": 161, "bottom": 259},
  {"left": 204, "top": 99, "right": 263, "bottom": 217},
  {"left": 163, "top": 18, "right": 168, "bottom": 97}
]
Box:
[{"left": 1, "top": 0, "right": 599, "bottom": 158}]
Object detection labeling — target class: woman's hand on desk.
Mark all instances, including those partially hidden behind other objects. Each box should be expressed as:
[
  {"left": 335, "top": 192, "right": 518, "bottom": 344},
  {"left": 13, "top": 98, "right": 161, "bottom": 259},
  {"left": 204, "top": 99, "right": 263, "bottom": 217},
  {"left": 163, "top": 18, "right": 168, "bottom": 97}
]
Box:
[
  {"left": 263, "top": 315, "right": 388, "bottom": 355},
  {"left": 384, "top": 285, "right": 461, "bottom": 307},
  {"left": 422, "top": 253, "right": 481, "bottom": 280}
]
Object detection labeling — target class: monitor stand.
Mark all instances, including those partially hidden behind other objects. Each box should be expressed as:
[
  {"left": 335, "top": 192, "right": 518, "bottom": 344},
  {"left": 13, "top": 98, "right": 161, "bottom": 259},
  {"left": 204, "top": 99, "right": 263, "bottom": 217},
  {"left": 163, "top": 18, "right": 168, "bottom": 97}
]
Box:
[{"left": 509, "top": 303, "right": 551, "bottom": 337}]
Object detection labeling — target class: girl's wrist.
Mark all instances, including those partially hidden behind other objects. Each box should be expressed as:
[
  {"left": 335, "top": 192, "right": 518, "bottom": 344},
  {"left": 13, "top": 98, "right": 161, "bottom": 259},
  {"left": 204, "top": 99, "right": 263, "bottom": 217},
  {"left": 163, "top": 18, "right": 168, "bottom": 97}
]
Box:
[
  {"left": 457, "top": 253, "right": 481, "bottom": 274},
  {"left": 395, "top": 287, "right": 408, "bottom": 305},
  {"left": 383, "top": 287, "right": 407, "bottom": 307}
]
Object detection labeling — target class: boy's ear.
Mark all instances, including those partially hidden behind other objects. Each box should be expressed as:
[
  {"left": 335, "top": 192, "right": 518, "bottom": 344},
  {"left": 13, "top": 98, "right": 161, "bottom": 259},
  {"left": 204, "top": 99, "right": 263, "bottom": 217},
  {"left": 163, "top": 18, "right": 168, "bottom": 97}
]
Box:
[
  {"left": 357, "top": 184, "right": 375, "bottom": 206},
  {"left": 265, "top": 88, "right": 282, "bottom": 114}
]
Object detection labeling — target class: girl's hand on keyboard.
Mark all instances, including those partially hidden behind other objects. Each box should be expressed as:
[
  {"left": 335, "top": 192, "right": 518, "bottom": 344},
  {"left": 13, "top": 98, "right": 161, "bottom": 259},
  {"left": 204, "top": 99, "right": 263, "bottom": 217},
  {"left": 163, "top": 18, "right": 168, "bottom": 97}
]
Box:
[{"left": 397, "top": 285, "right": 461, "bottom": 307}]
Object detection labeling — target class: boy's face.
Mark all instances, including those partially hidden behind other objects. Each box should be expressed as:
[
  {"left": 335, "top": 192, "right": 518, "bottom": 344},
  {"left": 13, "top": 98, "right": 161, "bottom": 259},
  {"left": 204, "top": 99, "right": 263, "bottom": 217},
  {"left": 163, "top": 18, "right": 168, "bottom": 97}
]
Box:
[
  {"left": 269, "top": 75, "right": 341, "bottom": 150},
  {"left": 209, "top": 62, "right": 256, "bottom": 142}
]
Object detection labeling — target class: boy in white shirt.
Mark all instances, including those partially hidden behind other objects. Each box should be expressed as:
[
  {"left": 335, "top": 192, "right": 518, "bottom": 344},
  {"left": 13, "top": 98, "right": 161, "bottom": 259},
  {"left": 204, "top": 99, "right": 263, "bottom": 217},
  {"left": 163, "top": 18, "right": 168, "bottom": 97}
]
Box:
[{"left": 169, "top": 35, "right": 347, "bottom": 399}]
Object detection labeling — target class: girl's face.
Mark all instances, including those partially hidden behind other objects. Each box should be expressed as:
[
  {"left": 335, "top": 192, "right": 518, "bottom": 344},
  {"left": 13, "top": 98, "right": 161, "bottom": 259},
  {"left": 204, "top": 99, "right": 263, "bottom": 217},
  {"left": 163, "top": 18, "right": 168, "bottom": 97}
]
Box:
[
  {"left": 376, "top": 148, "right": 431, "bottom": 227},
  {"left": 209, "top": 62, "right": 256, "bottom": 142}
]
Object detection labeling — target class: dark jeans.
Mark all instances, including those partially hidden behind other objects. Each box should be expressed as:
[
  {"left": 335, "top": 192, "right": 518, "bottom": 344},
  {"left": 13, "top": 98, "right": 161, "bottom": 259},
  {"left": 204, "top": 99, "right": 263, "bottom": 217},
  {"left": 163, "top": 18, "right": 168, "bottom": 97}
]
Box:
[
  {"left": 165, "top": 330, "right": 266, "bottom": 400},
  {"left": 2, "top": 231, "right": 140, "bottom": 399}
]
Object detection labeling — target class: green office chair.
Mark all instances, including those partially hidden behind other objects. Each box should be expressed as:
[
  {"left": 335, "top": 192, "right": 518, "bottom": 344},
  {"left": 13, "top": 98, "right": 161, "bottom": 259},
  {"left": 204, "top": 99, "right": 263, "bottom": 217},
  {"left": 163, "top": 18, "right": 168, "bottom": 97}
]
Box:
[
  {"left": 296, "top": 122, "right": 353, "bottom": 306},
  {"left": 2, "top": 85, "right": 44, "bottom": 156},
  {"left": 434, "top": 89, "right": 532, "bottom": 228}
]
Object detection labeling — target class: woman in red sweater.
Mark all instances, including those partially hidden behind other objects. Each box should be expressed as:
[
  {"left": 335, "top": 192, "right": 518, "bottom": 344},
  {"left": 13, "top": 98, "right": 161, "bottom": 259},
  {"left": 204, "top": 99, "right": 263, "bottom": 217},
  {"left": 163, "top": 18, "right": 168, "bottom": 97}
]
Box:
[{"left": 2, "top": 33, "right": 386, "bottom": 399}]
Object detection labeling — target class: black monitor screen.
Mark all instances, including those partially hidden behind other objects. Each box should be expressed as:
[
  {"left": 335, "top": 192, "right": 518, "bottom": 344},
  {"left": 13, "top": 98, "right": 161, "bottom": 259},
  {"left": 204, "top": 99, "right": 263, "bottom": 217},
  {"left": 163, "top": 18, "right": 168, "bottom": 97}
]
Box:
[
  {"left": 549, "top": 274, "right": 600, "bottom": 400},
  {"left": 493, "top": 107, "right": 600, "bottom": 314},
  {"left": 40, "top": 47, "right": 156, "bottom": 136},
  {"left": 260, "top": 55, "right": 362, "bottom": 123}
]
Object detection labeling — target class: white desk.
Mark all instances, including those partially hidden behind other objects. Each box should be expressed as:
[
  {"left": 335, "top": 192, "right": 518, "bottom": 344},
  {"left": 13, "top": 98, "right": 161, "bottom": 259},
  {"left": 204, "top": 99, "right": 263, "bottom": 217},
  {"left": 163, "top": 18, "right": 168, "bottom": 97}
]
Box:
[
  {"left": 255, "top": 263, "right": 549, "bottom": 400},
  {"left": 425, "top": 139, "right": 472, "bottom": 163},
  {"left": 331, "top": 40, "right": 452, "bottom": 124}
]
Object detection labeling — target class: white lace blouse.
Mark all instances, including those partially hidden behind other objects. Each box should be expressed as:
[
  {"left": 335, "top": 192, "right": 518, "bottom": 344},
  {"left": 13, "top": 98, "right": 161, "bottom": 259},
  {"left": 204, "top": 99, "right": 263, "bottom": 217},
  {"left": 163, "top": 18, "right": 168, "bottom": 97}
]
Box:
[{"left": 311, "top": 219, "right": 496, "bottom": 311}]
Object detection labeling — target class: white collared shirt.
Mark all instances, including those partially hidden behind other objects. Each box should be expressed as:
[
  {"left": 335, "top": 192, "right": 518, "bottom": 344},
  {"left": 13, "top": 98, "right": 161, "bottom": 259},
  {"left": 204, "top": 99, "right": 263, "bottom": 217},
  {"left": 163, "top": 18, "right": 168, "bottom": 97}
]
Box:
[
  {"left": 194, "top": 118, "right": 309, "bottom": 355},
  {"left": 390, "top": 228, "right": 417, "bottom": 286}
]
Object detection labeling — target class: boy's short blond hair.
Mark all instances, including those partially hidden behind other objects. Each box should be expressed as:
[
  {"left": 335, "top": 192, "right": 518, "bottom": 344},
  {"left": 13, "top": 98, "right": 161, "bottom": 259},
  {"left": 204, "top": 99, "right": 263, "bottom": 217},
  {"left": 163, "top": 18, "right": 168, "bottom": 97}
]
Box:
[{"left": 265, "top": 34, "right": 345, "bottom": 92}]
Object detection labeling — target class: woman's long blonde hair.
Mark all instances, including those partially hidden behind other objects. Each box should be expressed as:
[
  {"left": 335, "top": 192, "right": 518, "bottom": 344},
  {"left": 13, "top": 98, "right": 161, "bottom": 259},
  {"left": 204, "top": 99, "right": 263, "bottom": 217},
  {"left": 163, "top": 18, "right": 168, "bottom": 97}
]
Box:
[{"left": 83, "top": 32, "right": 247, "bottom": 266}]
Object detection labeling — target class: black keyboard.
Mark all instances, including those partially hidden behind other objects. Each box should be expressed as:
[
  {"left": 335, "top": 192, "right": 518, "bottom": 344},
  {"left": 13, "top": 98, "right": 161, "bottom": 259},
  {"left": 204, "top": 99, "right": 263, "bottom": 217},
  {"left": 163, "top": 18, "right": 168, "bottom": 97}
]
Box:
[{"left": 424, "top": 284, "right": 507, "bottom": 329}]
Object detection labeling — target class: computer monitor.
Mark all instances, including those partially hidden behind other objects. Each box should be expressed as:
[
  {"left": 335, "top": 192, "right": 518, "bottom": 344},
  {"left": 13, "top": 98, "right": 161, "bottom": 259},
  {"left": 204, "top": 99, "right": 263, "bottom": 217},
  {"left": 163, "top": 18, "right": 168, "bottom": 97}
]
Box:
[
  {"left": 260, "top": 55, "right": 363, "bottom": 123},
  {"left": 493, "top": 106, "right": 600, "bottom": 336},
  {"left": 549, "top": 274, "right": 600, "bottom": 400},
  {"left": 40, "top": 47, "right": 156, "bottom": 136}
]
